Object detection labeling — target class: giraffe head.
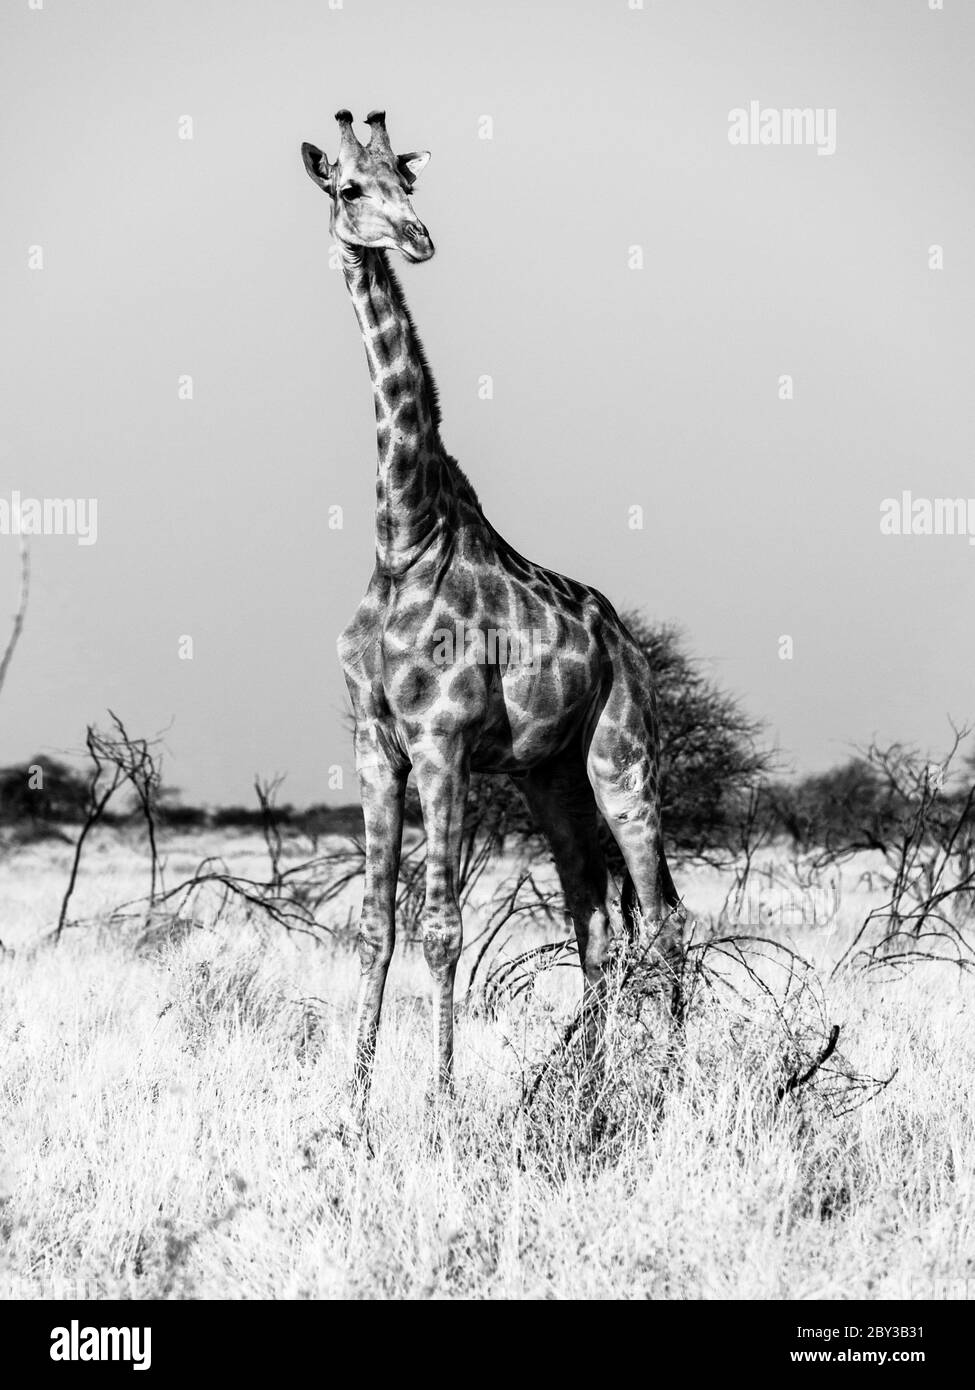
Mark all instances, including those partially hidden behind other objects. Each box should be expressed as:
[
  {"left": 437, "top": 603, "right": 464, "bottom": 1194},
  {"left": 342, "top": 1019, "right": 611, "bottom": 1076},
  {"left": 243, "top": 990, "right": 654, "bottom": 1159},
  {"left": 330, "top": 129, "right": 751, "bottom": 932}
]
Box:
[{"left": 301, "top": 110, "right": 434, "bottom": 263}]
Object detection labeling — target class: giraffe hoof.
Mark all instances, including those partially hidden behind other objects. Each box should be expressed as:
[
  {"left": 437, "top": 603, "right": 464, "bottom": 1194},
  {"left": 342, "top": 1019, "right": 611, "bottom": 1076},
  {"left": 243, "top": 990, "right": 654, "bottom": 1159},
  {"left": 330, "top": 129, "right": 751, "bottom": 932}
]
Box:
[{"left": 335, "top": 1101, "right": 373, "bottom": 1155}]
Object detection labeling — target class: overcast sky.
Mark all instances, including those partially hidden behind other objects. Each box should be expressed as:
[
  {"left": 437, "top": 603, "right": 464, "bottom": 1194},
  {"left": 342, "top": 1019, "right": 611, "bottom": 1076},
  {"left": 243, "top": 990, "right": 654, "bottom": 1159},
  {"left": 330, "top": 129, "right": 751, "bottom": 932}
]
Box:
[{"left": 1, "top": 0, "right": 973, "bottom": 807}]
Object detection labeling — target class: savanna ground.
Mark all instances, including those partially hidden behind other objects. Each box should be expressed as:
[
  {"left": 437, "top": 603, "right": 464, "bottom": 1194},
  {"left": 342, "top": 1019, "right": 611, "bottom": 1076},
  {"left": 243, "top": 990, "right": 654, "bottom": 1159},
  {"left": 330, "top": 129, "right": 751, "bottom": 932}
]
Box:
[{"left": 0, "top": 828, "right": 972, "bottom": 1300}]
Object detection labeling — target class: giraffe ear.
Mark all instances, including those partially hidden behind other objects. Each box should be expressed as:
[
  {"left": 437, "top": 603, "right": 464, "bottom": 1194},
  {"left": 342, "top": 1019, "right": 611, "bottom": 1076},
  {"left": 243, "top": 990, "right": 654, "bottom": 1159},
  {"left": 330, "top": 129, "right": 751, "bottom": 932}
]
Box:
[
  {"left": 396, "top": 151, "right": 430, "bottom": 186},
  {"left": 301, "top": 142, "right": 334, "bottom": 192}
]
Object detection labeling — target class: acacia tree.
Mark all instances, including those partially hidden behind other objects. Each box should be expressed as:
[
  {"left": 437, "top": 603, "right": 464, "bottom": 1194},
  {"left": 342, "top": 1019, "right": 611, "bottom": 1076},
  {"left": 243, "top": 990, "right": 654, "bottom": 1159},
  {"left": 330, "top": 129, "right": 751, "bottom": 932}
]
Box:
[{"left": 629, "top": 617, "right": 771, "bottom": 856}]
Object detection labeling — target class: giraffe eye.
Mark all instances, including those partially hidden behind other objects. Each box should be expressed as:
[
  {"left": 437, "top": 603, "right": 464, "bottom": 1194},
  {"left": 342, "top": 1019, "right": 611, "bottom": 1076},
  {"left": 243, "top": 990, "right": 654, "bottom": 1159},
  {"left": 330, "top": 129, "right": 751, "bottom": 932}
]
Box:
[{"left": 340, "top": 183, "right": 362, "bottom": 202}]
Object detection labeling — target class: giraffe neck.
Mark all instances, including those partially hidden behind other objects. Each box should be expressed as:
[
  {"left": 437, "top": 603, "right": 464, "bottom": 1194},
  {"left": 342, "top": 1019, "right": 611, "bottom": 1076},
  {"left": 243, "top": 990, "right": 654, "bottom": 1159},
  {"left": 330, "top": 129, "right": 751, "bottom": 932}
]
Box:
[{"left": 342, "top": 246, "right": 445, "bottom": 572}]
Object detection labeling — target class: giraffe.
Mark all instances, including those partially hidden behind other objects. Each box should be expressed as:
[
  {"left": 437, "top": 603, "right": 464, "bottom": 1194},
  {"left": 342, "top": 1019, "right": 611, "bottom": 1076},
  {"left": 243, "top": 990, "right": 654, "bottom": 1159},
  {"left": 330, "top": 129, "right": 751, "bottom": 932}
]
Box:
[{"left": 301, "top": 110, "right": 684, "bottom": 1125}]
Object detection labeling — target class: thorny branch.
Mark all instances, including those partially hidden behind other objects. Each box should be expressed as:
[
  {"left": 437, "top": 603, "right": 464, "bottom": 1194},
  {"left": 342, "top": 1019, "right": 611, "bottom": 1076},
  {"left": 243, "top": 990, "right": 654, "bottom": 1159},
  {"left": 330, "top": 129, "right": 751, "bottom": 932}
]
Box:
[{"left": 0, "top": 535, "right": 30, "bottom": 700}]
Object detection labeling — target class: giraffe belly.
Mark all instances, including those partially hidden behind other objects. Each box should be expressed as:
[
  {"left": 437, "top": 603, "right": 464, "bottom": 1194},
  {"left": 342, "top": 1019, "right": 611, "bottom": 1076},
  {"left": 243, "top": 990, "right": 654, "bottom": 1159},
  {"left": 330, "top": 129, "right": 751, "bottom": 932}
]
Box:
[
  {"left": 470, "top": 660, "right": 595, "bottom": 771},
  {"left": 469, "top": 720, "right": 582, "bottom": 772},
  {"left": 381, "top": 642, "right": 594, "bottom": 771}
]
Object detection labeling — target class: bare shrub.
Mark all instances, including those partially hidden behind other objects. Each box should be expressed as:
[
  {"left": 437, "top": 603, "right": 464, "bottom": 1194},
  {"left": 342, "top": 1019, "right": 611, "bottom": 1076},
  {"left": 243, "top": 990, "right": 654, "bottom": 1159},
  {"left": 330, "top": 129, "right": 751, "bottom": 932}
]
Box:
[
  {"left": 514, "top": 929, "right": 892, "bottom": 1170},
  {"left": 53, "top": 731, "right": 339, "bottom": 947},
  {"left": 830, "top": 729, "right": 975, "bottom": 974},
  {"left": 56, "top": 715, "right": 165, "bottom": 940}
]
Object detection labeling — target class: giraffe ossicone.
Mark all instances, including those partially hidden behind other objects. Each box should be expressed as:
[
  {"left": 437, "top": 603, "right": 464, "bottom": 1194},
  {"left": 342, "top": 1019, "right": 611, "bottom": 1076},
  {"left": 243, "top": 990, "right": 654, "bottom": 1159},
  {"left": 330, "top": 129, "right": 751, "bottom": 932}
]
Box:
[{"left": 301, "top": 110, "right": 685, "bottom": 1125}]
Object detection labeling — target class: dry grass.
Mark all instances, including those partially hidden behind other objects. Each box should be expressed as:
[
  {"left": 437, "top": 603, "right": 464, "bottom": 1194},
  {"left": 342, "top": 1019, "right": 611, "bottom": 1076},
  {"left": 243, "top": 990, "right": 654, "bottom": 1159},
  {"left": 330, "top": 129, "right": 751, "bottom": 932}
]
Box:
[{"left": 0, "top": 831, "right": 972, "bottom": 1299}]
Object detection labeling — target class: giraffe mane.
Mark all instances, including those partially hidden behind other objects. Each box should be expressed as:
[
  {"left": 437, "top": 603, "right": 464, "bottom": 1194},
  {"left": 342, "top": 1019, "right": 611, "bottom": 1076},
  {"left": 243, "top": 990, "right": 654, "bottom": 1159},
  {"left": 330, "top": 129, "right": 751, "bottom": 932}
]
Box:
[
  {"left": 377, "top": 252, "right": 482, "bottom": 510},
  {"left": 378, "top": 252, "right": 443, "bottom": 434}
]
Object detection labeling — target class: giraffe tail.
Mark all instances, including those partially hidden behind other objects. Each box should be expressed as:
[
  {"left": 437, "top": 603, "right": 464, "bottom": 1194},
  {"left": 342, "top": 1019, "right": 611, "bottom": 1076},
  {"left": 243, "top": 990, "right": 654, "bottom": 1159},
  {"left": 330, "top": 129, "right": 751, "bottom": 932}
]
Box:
[
  {"left": 660, "top": 849, "right": 683, "bottom": 916},
  {"left": 621, "top": 869, "right": 639, "bottom": 945}
]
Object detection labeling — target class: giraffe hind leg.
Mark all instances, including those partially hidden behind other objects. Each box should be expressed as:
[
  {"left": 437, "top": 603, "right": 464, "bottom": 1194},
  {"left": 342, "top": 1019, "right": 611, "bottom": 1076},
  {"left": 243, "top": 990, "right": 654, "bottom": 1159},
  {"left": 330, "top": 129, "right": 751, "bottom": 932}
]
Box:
[
  {"left": 518, "top": 755, "right": 619, "bottom": 1103},
  {"left": 585, "top": 678, "right": 685, "bottom": 999}
]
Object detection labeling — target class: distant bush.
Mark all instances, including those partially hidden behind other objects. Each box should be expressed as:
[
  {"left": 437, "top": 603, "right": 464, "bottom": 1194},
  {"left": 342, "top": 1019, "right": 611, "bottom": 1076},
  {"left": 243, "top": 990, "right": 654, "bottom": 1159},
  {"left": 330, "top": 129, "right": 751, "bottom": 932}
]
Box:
[
  {"left": 0, "top": 756, "right": 92, "bottom": 827},
  {"left": 156, "top": 803, "right": 209, "bottom": 830},
  {"left": 763, "top": 761, "right": 897, "bottom": 853},
  {"left": 292, "top": 803, "right": 365, "bottom": 837},
  {"left": 765, "top": 751, "right": 975, "bottom": 856},
  {"left": 210, "top": 806, "right": 269, "bottom": 830}
]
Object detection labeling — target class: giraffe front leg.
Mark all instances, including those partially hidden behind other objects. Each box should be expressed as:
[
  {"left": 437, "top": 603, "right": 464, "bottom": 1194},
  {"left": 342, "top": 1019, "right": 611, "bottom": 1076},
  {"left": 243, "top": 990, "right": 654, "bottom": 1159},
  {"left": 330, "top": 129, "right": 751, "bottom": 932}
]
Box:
[
  {"left": 413, "top": 746, "right": 469, "bottom": 1096},
  {"left": 348, "top": 757, "right": 407, "bottom": 1133}
]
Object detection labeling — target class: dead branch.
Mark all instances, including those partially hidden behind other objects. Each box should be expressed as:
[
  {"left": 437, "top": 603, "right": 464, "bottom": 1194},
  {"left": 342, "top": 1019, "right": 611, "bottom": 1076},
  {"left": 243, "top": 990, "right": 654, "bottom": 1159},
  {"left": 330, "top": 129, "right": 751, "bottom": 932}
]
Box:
[
  {"left": 0, "top": 535, "right": 30, "bottom": 699},
  {"left": 254, "top": 774, "right": 287, "bottom": 891},
  {"left": 55, "top": 726, "right": 124, "bottom": 940},
  {"left": 776, "top": 1023, "right": 840, "bottom": 1102}
]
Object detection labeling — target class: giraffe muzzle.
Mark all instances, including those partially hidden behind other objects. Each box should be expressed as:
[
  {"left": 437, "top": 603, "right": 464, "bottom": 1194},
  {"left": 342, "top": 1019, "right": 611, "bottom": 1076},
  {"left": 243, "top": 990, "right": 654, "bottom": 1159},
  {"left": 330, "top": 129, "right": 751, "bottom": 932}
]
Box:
[{"left": 400, "top": 221, "right": 435, "bottom": 262}]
